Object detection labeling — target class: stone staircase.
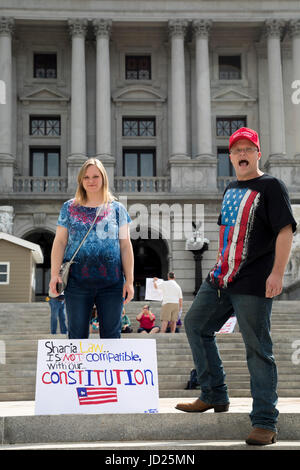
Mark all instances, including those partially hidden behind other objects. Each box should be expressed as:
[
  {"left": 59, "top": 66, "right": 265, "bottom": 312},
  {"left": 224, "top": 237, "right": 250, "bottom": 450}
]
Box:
[{"left": 0, "top": 300, "right": 300, "bottom": 402}]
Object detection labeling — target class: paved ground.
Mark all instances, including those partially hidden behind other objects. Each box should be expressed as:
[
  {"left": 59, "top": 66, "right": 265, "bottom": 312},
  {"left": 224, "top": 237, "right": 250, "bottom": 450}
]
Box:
[{"left": 0, "top": 396, "right": 299, "bottom": 416}]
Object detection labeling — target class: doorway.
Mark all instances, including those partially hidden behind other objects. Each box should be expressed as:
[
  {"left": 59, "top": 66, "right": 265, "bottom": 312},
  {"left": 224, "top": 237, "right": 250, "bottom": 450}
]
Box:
[
  {"left": 24, "top": 230, "right": 54, "bottom": 299},
  {"left": 131, "top": 234, "right": 169, "bottom": 300}
]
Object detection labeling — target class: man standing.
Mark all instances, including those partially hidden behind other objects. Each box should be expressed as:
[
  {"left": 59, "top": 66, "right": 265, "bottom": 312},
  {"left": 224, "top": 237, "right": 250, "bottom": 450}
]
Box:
[
  {"left": 48, "top": 294, "right": 67, "bottom": 335},
  {"left": 176, "top": 128, "right": 296, "bottom": 445},
  {"left": 153, "top": 272, "right": 183, "bottom": 333}
]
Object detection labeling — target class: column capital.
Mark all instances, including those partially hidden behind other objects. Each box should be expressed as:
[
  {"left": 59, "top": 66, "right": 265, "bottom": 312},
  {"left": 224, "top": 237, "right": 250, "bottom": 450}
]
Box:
[
  {"left": 93, "top": 19, "right": 112, "bottom": 38},
  {"left": 192, "top": 19, "right": 212, "bottom": 39},
  {"left": 168, "top": 19, "right": 189, "bottom": 39},
  {"left": 68, "top": 18, "right": 88, "bottom": 38},
  {"left": 0, "top": 17, "right": 14, "bottom": 37},
  {"left": 263, "top": 19, "right": 286, "bottom": 39},
  {"left": 288, "top": 19, "right": 300, "bottom": 38}
]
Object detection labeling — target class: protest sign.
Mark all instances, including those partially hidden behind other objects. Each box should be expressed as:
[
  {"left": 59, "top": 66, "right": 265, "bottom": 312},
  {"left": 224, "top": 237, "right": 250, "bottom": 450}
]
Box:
[
  {"left": 145, "top": 278, "right": 163, "bottom": 301},
  {"left": 35, "top": 338, "right": 159, "bottom": 415}
]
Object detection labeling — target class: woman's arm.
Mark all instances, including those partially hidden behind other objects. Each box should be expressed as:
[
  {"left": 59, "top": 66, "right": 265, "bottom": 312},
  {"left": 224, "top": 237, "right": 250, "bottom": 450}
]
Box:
[
  {"left": 49, "top": 226, "right": 68, "bottom": 296},
  {"left": 119, "top": 223, "right": 134, "bottom": 304}
]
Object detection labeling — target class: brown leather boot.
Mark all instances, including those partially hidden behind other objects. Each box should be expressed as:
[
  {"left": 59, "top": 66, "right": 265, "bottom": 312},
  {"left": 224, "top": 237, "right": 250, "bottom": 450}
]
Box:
[
  {"left": 175, "top": 398, "right": 229, "bottom": 413},
  {"left": 246, "top": 427, "right": 277, "bottom": 445}
]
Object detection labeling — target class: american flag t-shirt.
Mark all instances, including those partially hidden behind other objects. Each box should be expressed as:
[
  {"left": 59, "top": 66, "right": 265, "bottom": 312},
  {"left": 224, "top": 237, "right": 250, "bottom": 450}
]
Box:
[
  {"left": 76, "top": 387, "right": 118, "bottom": 405},
  {"left": 210, "top": 187, "right": 260, "bottom": 288}
]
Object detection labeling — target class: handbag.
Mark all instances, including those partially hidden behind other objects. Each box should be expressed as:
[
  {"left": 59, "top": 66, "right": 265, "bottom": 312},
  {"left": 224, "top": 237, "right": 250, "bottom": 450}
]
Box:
[{"left": 49, "top": 205, "right": 102, "bottom": 297}]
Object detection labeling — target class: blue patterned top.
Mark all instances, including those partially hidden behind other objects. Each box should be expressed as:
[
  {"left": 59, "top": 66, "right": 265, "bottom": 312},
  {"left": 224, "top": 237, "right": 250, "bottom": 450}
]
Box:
[{"left": 57, "top": 199, "right": 131, "bottom": 286}]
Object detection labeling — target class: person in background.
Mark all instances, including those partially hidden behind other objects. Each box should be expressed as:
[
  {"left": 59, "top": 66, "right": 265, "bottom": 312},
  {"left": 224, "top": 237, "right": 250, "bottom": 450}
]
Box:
[
  {"left": 153, "top": 272, "right": 183, "bottom": 333},
  {"left": 46, "top": 294, "right": 67, "bottom": 335},
  {"left": 166, "top": 308, "right": 182, "bottom": 333},
  {"left": 89, "top": 305, "right": 99, "bottom": 334},
  {"left": 49, "top": 158, "right": 134, "bottom": 339},
  {"left": 136, "top": 305, "right": 160, "bottom": 334},
  {"left": 121, "top": 307, "right": 133, "bottom": 333}
]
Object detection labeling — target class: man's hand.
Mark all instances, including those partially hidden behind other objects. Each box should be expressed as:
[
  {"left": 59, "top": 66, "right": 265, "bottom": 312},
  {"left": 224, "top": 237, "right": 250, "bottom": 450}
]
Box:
[{"left": 265, "top": 272, "right": 283, "bottom": 298}]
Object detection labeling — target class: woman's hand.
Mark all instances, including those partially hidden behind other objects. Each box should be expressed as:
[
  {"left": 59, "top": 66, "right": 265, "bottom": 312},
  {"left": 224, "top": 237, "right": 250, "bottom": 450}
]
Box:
[
  {"left": 123, "top": 280, "right": 134, "bottom": 305},
  {"left": 49, "top": 274, "right": 62, "bottom": 297}
]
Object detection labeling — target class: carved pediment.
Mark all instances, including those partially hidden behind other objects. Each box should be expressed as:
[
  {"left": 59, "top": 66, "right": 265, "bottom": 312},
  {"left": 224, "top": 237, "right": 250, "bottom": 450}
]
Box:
[
  {"left": 112, "top": 85, "right": 166, "bottom": 103},
  {"left": 19, "top": 87, "right": 70, "bottom": 103},
  {"left": 212, "top": 88, "right": 256, "bottom": 103}
]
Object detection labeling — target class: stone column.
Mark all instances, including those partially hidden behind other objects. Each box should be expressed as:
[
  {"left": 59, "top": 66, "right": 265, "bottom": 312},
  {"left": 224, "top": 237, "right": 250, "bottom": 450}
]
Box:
[
  {"left": 289, "top": 19, "right": 300, "bottom": 159},
  {"left": 192, "top": 19, "right": 213, "bottom": 159},
  {"left": 93, "top": 19, "right": 114, "bottom": 185},
  {"left": 264, "top": 19, "right": 286, "bottom": 158},
  {"left": 168, "top": 19, "right": 189, "bottom": 160},
  {"left": 67, "top": 19, "right": 88, "bottom": 192},
  {"left": 0, "top": 17, "right": 15, "bottom": 193}
]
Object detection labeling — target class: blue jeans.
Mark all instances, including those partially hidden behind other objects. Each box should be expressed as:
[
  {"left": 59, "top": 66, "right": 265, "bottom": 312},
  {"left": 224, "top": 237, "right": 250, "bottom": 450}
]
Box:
[
  {"left": 49, "top": 299, "right": 67, "bottom": 334},
  {"left": 184, "top": 280, "right": 278, "bottom": 432},
  {"left": 64, "top": 277, "right": 124, "bottom": 339}
]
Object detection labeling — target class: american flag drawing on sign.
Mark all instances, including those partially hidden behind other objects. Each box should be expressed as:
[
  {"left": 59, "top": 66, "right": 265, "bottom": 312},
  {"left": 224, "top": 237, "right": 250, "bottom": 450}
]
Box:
[
  {"left": 210, "top": 187, "right": 260, "bottom": 288},
  {"left": 76, "top": 387, "right": 118, "bottom": 405}
]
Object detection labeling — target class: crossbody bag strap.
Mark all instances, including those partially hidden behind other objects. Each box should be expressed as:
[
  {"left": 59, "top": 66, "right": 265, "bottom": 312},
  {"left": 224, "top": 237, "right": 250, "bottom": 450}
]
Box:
[{"left": 68, "top": 205, "right": 102, "bottom": 264}]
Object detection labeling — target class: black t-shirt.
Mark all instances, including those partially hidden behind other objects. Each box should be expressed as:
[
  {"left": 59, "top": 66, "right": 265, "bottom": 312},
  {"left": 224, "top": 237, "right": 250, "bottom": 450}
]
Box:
[{"left": 207, "top": 173, "right": 297, "bottom": 297}]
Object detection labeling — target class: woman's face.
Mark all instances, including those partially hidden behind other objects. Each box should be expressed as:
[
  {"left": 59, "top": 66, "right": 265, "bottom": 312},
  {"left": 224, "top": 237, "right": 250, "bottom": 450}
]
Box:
[{"left": 82, "top": 165, "right": 103, "bottom": 196}]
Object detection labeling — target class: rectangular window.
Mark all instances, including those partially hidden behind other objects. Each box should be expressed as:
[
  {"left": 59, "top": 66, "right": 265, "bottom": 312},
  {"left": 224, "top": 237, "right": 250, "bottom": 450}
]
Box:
[
  {"left": 122, "top": 118, "right": 155, "bottom": 137},
  {"left": 34, "top": 53, "right": 57, "bottom": 79},
  {"left": 123, "top": 149, "right": 156, "bottom": 177},
  {"left": 125, "top": 55, "right": 151, "bottom": 80},
  {"left": 216, "top": 117, "right": 247, "bottom": 137},
  {"left": 123, "top": 148, "right": 156, "bottom": 192},
  {"left": 30, "top": 116, "right": 61, "bottom": 136},
  {"left": 30, "top": 148, "right": 60, "bottom": 177},
  {"left": 217, "top": 147, "right": 234, "bottom": 177},
  {"left": 0, "top": 263, "right": 9, "bottom": 284},
  {"left": 219, "top": 55, "right": 241, "bottom": 80}
]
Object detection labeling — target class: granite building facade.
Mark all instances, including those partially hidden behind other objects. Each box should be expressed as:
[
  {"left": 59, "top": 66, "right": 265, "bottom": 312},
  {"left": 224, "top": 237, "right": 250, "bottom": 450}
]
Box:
[{"left": 0, "top": 1, "right": 300, "bottom": 299}]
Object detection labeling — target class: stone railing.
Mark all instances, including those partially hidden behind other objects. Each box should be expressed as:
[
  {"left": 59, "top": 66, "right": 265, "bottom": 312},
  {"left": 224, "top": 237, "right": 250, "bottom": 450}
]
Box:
[
  {"left": 114, "top": 176, "right": 171, "bottom": 193},
  {"left": 13, "top": 176, "right": 68, "bottom": 194}
]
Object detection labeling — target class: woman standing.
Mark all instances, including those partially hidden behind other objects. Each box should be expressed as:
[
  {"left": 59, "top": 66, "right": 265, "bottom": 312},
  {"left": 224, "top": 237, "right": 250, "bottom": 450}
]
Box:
[{"left": 49, "top": 158, "right": 134, "bottom": 339}]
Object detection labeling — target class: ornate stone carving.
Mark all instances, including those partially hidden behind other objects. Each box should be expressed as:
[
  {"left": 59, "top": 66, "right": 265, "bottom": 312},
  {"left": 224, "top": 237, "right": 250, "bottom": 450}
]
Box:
[
  {"left": 33, "top": 212, "right": 46, "bottom": 228},
  {"left": 192, "top": 19, "right": 212, "bottom": 38},
  {"left": 168, "top": 19, "right": 189, "bottom": 39},
  {"left": 0, "top": 206, "right": 13, "bottom": 234},
  {"left": 68, "top": 18, "right": 88, "bottom": 38},
  {"left": 93, "top": 19, "right": 112, "bottom": 38},
  {"left": 0, "top": 17, "right": 14, "bottom": 36},
  {"left": 263, "top": 19, "right": 286, "bottom": 39},
  {"left": 288, "top": 19, "right": 300, "bottom": 38}
]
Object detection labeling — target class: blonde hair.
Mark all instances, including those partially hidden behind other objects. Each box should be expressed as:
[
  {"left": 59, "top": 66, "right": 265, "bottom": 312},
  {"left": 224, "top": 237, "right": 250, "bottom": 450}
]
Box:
[{"left": 74, "top": 158, "right": 115, "bottom": 205}]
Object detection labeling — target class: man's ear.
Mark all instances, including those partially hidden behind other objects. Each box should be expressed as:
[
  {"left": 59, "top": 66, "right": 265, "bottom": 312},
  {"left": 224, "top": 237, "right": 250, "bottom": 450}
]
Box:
[{"left": 257, "top": 151, "right": 262, "bottom": 161}]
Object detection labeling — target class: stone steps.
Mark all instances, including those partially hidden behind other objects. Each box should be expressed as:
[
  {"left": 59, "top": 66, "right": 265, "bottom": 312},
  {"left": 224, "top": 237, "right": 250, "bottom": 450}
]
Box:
[
  {"left": 1, "top": 409, "right": 300, "bottom": 448},
  {"left": 1, "top": 301, "right": 300, "bottom": 402}
]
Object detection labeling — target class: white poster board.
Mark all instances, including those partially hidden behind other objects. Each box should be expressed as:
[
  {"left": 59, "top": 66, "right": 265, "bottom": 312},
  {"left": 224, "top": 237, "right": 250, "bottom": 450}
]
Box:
[
  {"left": 217, "top": 316, "right": 237, "bottom": 334},
  {"left": 145, "top": 278, "right": 163, "bottom": 301},
  {"left": 35, "top": 338, "right": 159, "bottom": 415}
]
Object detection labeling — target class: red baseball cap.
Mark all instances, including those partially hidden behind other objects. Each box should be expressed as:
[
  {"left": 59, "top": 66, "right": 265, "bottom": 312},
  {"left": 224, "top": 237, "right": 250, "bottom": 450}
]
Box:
[{"left": 229, "top": 127, "right": 260, "bottom": 152}]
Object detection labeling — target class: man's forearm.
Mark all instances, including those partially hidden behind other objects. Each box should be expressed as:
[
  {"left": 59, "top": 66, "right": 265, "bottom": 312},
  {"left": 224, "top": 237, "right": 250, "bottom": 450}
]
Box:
[
  {"left": 271, "top": 224, "right": 293, "bottom": 277},
  {"left": 266, "top": 224, "right": 293, "bottom": 298}
]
